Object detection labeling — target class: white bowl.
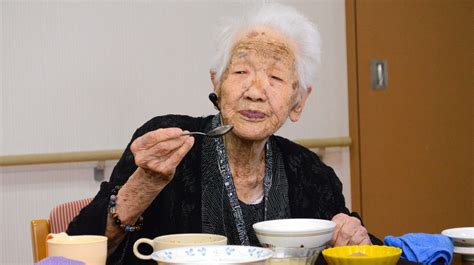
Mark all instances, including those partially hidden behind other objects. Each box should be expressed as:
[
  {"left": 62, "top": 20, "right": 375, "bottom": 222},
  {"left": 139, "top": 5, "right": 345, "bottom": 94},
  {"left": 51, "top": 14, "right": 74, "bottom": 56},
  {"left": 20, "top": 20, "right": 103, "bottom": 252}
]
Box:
[
  {"left": 266, "top": 246, "right": 325, "bottom": 265},
  {"left": 151, "top": 245, "right": 273, "bottom": 264},
  {"left": 442, "top": 227, "right": 474, "bottom": 245},
  {"left": 253, "top": 218, "right": 336, "bottom": 248},
  {"left": 442, "top": 227, "right": 474, "bottom": 262}
]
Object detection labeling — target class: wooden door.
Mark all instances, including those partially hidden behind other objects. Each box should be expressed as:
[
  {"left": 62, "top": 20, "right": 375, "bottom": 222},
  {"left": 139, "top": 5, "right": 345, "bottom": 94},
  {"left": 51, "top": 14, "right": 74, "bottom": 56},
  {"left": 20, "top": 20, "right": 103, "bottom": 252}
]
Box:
[{"left": 346, "top": 0, "right": 473, "bottom": 239}]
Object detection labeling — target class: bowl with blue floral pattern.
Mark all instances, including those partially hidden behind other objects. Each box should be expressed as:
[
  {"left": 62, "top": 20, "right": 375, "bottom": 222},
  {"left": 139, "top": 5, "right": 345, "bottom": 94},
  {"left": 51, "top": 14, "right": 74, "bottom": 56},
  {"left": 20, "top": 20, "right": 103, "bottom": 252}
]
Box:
[{"left": 151, "top": 245, "right": 273, "bottom": 264}]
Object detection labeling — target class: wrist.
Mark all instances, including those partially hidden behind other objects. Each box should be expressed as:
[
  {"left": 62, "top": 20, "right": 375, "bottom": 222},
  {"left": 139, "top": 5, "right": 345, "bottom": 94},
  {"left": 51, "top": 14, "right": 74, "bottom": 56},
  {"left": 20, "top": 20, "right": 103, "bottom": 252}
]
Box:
[
  {"left": 135, "top": 167, "right": 172, "bottom": 188},
  {"left": 109, "top": 185, "right": 143, "bottom": 233},
  {"left": 112, "top": 169, "right": 167, "bottom": 224}
]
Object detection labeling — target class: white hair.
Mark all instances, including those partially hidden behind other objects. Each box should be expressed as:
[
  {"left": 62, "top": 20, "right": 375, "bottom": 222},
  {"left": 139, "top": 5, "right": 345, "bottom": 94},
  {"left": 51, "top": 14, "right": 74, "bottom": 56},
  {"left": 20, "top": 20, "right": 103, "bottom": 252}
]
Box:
[{"left": 210, "top": 2, "right": 321, "bottom": 97}]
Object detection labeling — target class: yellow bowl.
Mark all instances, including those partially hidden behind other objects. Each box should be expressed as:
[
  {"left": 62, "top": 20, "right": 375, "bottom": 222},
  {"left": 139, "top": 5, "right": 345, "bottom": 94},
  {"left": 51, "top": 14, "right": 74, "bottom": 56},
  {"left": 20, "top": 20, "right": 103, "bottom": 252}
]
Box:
[{"left": 322, "top": 245, "right": 402, "bottom": 265}]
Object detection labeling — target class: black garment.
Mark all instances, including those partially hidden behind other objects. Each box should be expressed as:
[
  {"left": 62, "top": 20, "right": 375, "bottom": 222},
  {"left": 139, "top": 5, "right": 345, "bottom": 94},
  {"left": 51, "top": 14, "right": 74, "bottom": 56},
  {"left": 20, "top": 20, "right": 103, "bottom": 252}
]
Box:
[
  {"left": 239, "top": 200, "right": 265, "bottom": 246},
  {"left": 200, "top": 117, "right": 291, "bottom": 246},
  {"left": 67, "top": 114, "right": 378, "bottom": 265}
]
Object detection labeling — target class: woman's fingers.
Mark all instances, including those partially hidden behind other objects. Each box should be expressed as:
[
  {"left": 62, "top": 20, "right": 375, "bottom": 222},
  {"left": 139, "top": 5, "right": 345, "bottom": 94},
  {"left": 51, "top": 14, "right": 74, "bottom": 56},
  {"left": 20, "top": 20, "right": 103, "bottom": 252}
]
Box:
[
  {"left": 157, "top": 136, "right": 195, "bottom": 175},
  {"left": 348, "top": 227, "right": 371, "bottom": 246},
  {"left": 334, "top": 220, "right": 358, "bottom": 246},
  {"left": 331, "top": 213, "right": 371, "bottom": 246},
  {"left": 143, "top": 134, "right": 190, "bottom": 158},
  {"left": 130, "top": 128, "right": 195, "bottom": 180},
  {"left": 331, "top": 213, "right": 347, "bottom": 245},
  {"left": 131, "top": 128, "right": 184, "bottom": 152},
  {"left": 133, "top": 140, "right": 183, "bottom": 170}
]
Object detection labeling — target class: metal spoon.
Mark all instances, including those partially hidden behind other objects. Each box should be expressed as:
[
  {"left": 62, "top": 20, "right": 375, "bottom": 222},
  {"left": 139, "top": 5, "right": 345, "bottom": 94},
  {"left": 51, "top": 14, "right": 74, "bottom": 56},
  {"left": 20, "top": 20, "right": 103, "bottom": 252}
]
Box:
[{"left": 181, "top": 124, "right": 233, "bottom": 138}]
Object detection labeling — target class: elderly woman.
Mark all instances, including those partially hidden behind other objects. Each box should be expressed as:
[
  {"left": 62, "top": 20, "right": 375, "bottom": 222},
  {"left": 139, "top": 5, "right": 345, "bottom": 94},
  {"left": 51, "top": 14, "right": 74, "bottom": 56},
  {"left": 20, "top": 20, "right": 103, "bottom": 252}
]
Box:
[{"left": 68, "top": 3, "right": 377, "bottom": 264}]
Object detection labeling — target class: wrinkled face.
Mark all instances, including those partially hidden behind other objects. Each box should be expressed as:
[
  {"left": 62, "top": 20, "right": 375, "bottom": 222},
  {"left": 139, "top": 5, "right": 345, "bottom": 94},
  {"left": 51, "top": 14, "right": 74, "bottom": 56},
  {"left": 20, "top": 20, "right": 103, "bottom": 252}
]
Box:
[{"left": 215, "top": 27, "right": 303, "bottom": 141}]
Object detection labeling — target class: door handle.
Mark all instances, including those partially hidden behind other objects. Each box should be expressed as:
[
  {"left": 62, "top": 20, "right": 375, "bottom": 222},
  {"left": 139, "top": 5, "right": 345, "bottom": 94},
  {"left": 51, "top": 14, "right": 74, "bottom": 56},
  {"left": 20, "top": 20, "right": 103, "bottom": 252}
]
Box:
[{"left": 370, "top": 60, "right": 388, "bottom": 90}]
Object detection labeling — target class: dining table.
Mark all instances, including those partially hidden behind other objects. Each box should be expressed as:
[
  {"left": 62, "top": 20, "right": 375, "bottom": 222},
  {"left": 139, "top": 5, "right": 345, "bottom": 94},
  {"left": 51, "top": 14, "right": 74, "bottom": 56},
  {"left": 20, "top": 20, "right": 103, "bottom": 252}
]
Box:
[{"left": 36, "top": 254, "right": 471, "bottom": 264}]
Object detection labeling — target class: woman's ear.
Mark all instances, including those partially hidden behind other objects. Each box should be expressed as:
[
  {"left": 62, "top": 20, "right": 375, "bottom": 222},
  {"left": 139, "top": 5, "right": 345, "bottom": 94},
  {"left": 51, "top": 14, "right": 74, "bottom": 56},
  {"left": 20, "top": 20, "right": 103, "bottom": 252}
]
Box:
[
  {"left": 210, "top": 70, "right": 219, "bottom": 93},
  {"left": 289, "top": 86, "right": 312, "bottom": 122}
]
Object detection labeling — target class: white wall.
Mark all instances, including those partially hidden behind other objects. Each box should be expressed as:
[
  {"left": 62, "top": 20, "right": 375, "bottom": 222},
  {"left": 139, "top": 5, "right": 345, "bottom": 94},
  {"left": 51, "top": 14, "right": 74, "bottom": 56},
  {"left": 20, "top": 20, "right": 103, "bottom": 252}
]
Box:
[
  {"left": 1, "top": 0, "right": 349, "bottom": 155},
  {"left": 0, "top": 1, "right": 350, "bottom": 264},
  {"left": 0, "top": 2, "right": 4, "bottom": 156}
]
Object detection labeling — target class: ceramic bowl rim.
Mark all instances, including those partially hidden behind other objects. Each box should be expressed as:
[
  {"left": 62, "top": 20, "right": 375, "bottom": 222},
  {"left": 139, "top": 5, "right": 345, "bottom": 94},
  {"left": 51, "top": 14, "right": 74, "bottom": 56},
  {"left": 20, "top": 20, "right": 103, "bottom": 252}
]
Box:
[
  {"left": 48, "top": 235, "right": 107, "bottom": 245},
  {"left": 154, "top": 233, "right": 227, "bottom": 245},
  {"left": 322, "top": 245, "right": 402, "bottom": 260},
  {"left": 151, "top": 245, "right": 273, "bottom": 263},
  {"left": 252, "top": 218, "right": 336, "bottom": 235},
  {"left": 442, "top": 227, "right": 474, "bottom": 241}
]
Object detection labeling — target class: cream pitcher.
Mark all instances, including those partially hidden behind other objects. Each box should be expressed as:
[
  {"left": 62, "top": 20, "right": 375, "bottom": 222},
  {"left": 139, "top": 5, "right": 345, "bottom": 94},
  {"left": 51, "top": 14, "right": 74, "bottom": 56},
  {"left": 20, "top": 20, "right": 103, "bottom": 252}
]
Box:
[{"left": 47, "top": 232, "right": 107, "bottom": 265}]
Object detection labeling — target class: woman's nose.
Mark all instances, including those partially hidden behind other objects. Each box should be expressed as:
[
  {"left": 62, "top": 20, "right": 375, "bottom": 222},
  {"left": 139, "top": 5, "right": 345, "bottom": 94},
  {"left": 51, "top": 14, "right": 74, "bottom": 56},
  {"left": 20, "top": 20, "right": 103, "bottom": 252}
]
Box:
[{"left": 244, "top": 73, "right": 268, "bottom": 101}]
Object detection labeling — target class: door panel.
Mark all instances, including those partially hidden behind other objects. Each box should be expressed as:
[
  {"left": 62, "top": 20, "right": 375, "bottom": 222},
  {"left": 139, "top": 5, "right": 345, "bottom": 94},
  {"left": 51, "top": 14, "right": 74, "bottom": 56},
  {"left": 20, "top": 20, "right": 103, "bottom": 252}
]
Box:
[{"left": 349, "top": 0, "right": 473, "bottom": 238}]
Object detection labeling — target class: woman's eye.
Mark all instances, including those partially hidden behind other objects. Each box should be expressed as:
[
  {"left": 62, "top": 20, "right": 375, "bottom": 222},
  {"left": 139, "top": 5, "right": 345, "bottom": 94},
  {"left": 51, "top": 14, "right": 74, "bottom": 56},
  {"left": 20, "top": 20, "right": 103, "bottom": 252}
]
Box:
[
  {"left": 234, "top": 71, "right": 247, "bottom": 74},
  {"left": 271, "top": 75, "right": 284, "bottom": 82}
]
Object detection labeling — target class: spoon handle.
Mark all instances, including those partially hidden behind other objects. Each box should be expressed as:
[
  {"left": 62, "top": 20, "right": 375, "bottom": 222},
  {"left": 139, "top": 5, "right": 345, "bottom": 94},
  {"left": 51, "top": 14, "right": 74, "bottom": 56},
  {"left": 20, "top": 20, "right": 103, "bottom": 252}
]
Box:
[{"left": 181, "top": 131, "right": 207, "bottom": 136}]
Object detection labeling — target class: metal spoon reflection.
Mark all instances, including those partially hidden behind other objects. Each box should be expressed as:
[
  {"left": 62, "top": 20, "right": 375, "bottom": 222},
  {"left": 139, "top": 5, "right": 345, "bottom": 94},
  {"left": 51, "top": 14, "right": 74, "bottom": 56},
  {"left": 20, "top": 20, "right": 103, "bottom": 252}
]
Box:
[{"left": 181, "top": 125, "right": 233, "bottom": 138}]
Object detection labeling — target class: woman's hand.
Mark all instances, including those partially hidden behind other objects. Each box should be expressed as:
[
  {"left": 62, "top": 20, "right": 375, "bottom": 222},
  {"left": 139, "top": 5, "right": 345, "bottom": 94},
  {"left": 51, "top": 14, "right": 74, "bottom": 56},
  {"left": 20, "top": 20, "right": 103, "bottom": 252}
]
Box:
[
  {"left": 331, "top": 213, "right": 372, "bottom": 246},
  {"left": 105, "top": 128, "right": 193, "bottom": 254},
  {"left": 130, "top": 128, "right": 195, "bottom": 184}
]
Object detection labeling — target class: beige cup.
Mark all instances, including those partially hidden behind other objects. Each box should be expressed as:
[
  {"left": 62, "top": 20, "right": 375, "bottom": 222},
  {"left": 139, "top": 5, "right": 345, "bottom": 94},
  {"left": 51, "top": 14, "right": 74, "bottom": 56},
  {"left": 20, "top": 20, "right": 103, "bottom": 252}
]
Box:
[
  {"left": 47, "top": 232, "right": 107, "bottom": 265},
  {"left": 133, "top": 233, "right": 227, "bottom": 260}
]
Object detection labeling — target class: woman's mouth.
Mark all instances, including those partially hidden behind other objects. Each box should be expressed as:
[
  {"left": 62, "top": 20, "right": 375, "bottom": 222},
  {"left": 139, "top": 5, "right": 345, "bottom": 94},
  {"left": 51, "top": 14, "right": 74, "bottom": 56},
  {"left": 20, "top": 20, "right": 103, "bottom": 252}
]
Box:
[{"left": 239, "top": 110, "right": 266, "bottom": 120}]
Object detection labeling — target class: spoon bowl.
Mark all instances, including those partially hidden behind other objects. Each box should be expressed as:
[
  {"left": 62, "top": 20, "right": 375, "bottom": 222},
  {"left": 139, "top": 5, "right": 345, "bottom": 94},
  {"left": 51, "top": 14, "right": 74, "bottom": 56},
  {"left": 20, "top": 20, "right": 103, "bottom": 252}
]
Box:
[{"left": 182, "top": 125, "right": 233, "bottom": 138}]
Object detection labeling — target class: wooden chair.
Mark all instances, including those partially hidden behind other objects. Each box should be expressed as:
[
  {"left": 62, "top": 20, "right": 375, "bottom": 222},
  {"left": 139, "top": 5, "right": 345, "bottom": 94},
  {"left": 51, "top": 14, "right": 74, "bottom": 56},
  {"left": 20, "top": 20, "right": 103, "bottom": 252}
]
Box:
[{"left": 31, "top": 197, "right": 93, "bottom": 262}]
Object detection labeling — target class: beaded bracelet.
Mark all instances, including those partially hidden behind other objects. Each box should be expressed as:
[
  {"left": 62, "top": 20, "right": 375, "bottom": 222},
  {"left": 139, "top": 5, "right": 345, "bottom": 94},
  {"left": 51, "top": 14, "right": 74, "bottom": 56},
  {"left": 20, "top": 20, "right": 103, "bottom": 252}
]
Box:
[{"left": 108, "top": 185, "right": 144, "bottom": 233}]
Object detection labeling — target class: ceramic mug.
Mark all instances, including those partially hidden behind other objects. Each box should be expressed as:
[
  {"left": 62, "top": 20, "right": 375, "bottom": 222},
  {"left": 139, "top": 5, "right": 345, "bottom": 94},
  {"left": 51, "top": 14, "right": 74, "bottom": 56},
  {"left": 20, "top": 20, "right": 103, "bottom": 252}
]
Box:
[
  {"left": 47, "top": 232, "right": 107, "bottom": 265},
  {"left": 133, "top": 233, "right": 227, "bottom": 260}
]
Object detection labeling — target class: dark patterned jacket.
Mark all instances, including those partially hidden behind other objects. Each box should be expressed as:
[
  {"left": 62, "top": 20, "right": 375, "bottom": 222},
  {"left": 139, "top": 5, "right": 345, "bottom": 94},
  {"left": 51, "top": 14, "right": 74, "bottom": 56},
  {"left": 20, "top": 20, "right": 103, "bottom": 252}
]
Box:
[{"left": 67, "top": 114, "right": 377, "bottom": 265}]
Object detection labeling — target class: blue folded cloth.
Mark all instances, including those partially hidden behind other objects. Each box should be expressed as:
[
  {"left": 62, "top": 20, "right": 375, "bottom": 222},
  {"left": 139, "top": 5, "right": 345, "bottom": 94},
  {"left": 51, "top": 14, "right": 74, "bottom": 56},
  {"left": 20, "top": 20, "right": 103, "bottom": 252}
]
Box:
[
  {"left": 384, "top": 233, "right": 453, "bottom": 265},
  {"left": 35, "top": 256, "right": 85, "bottom": 265}
]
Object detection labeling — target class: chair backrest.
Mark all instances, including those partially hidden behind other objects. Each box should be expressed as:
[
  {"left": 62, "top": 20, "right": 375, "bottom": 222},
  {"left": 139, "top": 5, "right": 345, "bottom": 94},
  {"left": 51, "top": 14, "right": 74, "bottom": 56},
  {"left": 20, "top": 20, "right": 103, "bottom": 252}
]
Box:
[
  {"left": 31, "top": 197, "right": 93, "bottom": 262},
  {"left": 49, "top": 197, "right": 93, "bottom": 233}
]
